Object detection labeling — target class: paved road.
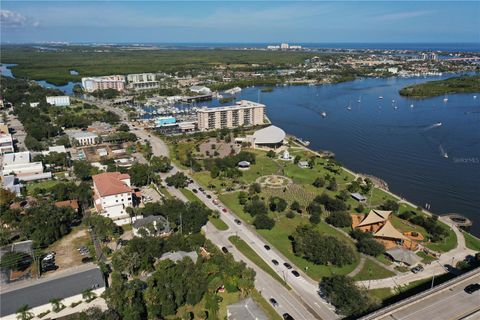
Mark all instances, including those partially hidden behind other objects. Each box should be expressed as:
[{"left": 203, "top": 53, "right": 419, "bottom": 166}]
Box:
[
  {"left": 129, "top": 125, "right": 339, "bottom": 319},
  {"left": 207, "top": 223, "right": 318, "bottom": 320},
  {"left": 0, "top": 265, "right": 103, "bottom": 317},
  {"left": 374, "top": 271, "right": 480, "bottom": 320}
]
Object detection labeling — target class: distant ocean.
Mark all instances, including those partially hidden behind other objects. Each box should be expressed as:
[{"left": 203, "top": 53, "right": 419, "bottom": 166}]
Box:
[{"left": 122, "top": 42, "right": 480, "bottom": 52}]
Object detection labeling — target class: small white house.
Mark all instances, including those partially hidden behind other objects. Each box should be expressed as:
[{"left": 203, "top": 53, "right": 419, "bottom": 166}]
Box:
[{"left": 46, "top": 96, "right": 70, "bottom": 107}]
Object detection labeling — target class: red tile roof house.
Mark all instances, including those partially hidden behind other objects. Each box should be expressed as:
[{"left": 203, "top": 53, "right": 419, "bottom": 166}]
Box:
[{"left": 92, "top": 172, "right": 139, "bottom": 225}]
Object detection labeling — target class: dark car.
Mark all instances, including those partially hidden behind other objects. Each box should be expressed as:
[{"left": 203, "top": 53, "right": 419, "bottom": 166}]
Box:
[
  {"left": 221, "top": 247, "right": 229, "bottom": 254},
  {"left": 269, "top": 298, "right": 278, "bottom": 307},
  {"left": 291, "top": 270, "right": 300, "bottom": 277},
  {"left": 283, "top": 313, "right": 295, "bottom": 320},
  {"left": 411, "top": 265, "right": 424, "bottom": 274},
  {"left": 444, "top": 264, "right": 455, "bottom": 273},
  {"left": 192, "top": 189, "right": 198, "bottom": 193},
  {"left": 283, "top": 262, "right": 292, "bottom": 269},
  {"left": 199, "top": 188, "right": 204, "bottom": 192},
  {"left": 272, "top": 259, "right": 279, "bottom": 266},
  {"left": 464, "top": 283, "right": 480, "bottom": 294},
  {"left": 222, "top": 208, "right": 227, "bottom": 213},
  {"left": 206, "top": 194, "right": 212, "bottom": 199},
  {"left": 264, "top": 245, "right": 271, "bottom": 250},
  {"left": 234, "top": 219, "right": 242, "bottom": 225}
]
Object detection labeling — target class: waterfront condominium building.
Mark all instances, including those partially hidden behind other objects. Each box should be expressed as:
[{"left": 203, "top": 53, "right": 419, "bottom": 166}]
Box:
[
  {"left": 81, "top": 75, "right": 126, "bottom": 92},
  {"left": 127, "top": 73, "right": 160, "bottom": 91},
  {"left": 196, "top": 100, "right": 265, "bottom": 131}
]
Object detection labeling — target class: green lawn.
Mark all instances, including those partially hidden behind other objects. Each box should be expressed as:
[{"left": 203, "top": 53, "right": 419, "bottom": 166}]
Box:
[
  {"left": 463, "top": 231, "right": 480, "bottom": 251},
  {"left": 229, "top": 236, "right": 290, "bottom": 290},
  {"left": 368, "top": 288, "right": 395, "bottom": 301},
  {"left": 416, "top": 251, "right": 437, "bottom": 264},
  {"left": 158, "top": 186, "right": 173, "bottom": 199},
  {"left": 423, "top": 227, "right": 457, "bottom": 252},
  {"left": 180, "top": 188, "right": 200, "bottom": 203},
  {"left": 220, "top": 191, "right": 359, "bottom": 281},
  {"left": 353, "top": 258, "right": 396, "bottom": 281},
  {"left": 375, "top": 254, "right": 393, "bottom": 266},
  {"left": 26, "top": 179, "right": 61, "bottom": 194},
  {"left": 209, "top": 217, "right": 229, "bottom": 231}
]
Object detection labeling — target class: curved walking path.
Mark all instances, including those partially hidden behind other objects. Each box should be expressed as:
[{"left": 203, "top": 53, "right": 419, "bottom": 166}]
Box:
[{"left": 348, "top": 256, "right": 366, "bottom": 277}]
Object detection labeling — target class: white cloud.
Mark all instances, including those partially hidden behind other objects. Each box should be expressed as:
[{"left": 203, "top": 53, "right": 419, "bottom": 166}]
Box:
[{"left": 0, "top": 9, "right": 39, "bottom": 28}]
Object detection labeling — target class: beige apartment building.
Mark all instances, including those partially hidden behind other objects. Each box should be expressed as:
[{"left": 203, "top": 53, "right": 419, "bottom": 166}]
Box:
[
  {"left": 197, "top": 100, "right": 265, "bottom": 131},
  {"left": 81, "top": 75, "right": 126, "bottom": 92}
]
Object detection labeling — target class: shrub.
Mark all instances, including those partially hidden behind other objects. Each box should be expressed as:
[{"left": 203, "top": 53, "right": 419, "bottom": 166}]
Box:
[
  {"left": 253, "top": 214, "right": 275, "bottom": 230},
  {"left": 357, "top": 238, "right": 385, "bottom": 256},
  {"left": 286, "top": 211, "right": 296, "bottom": 219},
  {"left": 326, "top": 211, "right": 352, "bottom": 228},
  {"left": 312, "top": 177, "right": 325, "bottom": 188}
]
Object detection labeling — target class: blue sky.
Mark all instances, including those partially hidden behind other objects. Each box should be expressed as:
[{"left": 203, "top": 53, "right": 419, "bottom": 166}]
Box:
[{"left": 1, "top": 1, "right": 479, "bottom": 43}]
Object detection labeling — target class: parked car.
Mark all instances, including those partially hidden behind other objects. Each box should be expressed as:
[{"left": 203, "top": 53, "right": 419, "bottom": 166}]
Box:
[
  {"left": 283, "top": 262, "right": 292, "bottom": 269},
  {"left": 272, "top": 259, "right": 279, "bottom": 266},
  {"left": 221, "top": 247, "right": 229, "bottom": 254},
  {"left": 464, "top": 283, "right": 480, "bottom": 294},
  {"left": 206, "top": 194, "right": 212, "bottom": 199},
  {"left": 269, "top": 298, "right": 278, "bottom": 307},
  {"left": 234, "top": 219, "right": 242, "bottom": 225},
  {"left": 411, "top": 265, "right": 424, "bottom": 274},
  {"left": 291, "top": 270, "right": 300, "bottom": 277},
  {"left": 192, "top": 189, "right": 198, "bottom": 193},
  {"left": 264, "top": 245, "right": 271, "bottom": 250},
  {"left": 283, "top": 313, "right": 295, "bottom": 320}
]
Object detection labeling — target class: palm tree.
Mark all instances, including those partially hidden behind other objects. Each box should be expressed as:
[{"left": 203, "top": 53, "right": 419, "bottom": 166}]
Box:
[
  {"left": 126, "top": 207, "right": 136, "bottom": 224},
  {"left": 16, "top": 305, "right": 34, "bottom": 320},
  {"left": 82, "top": 288, "right": 96, "bottom": 302},
  {"left": 50, "top": 298, "right": 64, "bottom": 313}
]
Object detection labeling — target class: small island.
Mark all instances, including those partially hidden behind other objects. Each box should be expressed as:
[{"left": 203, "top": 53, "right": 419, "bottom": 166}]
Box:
[{"left": 399, "top": 75, "right": 480, "bottom": 98}]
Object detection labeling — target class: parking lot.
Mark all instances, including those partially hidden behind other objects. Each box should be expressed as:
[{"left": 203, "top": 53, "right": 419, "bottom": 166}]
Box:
[{"left": 141, "top": 186, "right": 162, "bottom": 203}]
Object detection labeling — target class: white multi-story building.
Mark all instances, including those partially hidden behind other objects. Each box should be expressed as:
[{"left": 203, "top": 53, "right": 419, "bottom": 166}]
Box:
[
  {"left": 196, "top": 100, "right": 265, "bottom": 131},
  {"left": 93, "top": 172, "right": 137, "bottom": 223},
  {"left": 0, "top": 126, "right": 14, "bottom": 154},
  {"left": 81, "top": 75, "right": 126, "bottom": 92},
  {"left": 1, "top": 151, "right": 51, "bottom": 182},
  {"left": 127, "top": 73, "right": 160, "bottom": 91},
  {"left": 46, "top": 96, "right": 70, "bottom": 106},
  {"left": 280, "top": 43, "right": 290, "bottom": 49}
]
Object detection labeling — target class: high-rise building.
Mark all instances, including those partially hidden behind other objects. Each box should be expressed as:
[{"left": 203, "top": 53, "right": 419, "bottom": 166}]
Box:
[
  {"left": 127, "top": 73, "right": 160, "bottom": 90},
  {"left": 81, "top": 75, "right": 126, "bottom": 92},
  {"left": 197, "top": 100, "right": 265, "bottom": 131}
]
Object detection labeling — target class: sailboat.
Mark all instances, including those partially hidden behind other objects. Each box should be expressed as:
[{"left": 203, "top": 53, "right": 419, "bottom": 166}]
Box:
[
  {"left": 357, "top": 96, "right": 361, "bottom": 103},
  {"left": 321, "top": 111, "right": 327, "bottom": 118},
  {"left": 347, "top": 101, "right": 352, "bottom": 111},
  {"left": 474, "top": 95, "right": 477, "bottom": 99},
  {"left": 410, "top": 104, "right": 414, "bottom": 108},
  {"left": 443, "top": 95, "right": 448, "bottom": 103}
]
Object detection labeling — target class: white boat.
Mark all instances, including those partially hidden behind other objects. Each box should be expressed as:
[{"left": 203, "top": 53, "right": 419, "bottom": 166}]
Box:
[
  {"left": 392, "top": 99, "right": 395, "bottom": 103},
  {"left": 357, "top": 96, "right": 361, "bottom": 103},
  {"left": 443, "top": 95, "right": 448, "bottom": 102},
  {"left": 474, "top": 95, "right": 477, "bottom": 99},
  {"left": 379, "top": 96, "right": 384, "bottom": 99},
  {"left": 410, "top": 104, "right": 414, "bottom": 108},
  {"left": 433, "top": 122, "right": 442, "bottom": 127},
  {"left": 321, "top": 111, "right": 327, "bottom": 118}
]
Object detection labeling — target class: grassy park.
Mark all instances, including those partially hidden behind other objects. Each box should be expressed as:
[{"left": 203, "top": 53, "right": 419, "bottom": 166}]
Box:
[
  {"left": 353, "top": 259, "right": 396, "bottom": 281},
  {"left": 166, "top": 135, "right": 460, "bottom": 284}
]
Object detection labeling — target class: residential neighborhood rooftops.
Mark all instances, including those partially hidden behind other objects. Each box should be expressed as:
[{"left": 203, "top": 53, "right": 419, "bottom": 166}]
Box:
[
  {"left": 92, "top": 172, "right": 132, "bottom": 197},
  {"left": 2, "top": 151, "right": 31, "bottom": 166},
  {"left": 0, "top": 268, "right": 105, "bottom": 317}
]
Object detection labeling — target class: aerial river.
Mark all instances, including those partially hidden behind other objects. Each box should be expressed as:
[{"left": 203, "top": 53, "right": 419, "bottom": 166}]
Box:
[{"left": 208, "top": 75, "right": 480, "bottom": 235}]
